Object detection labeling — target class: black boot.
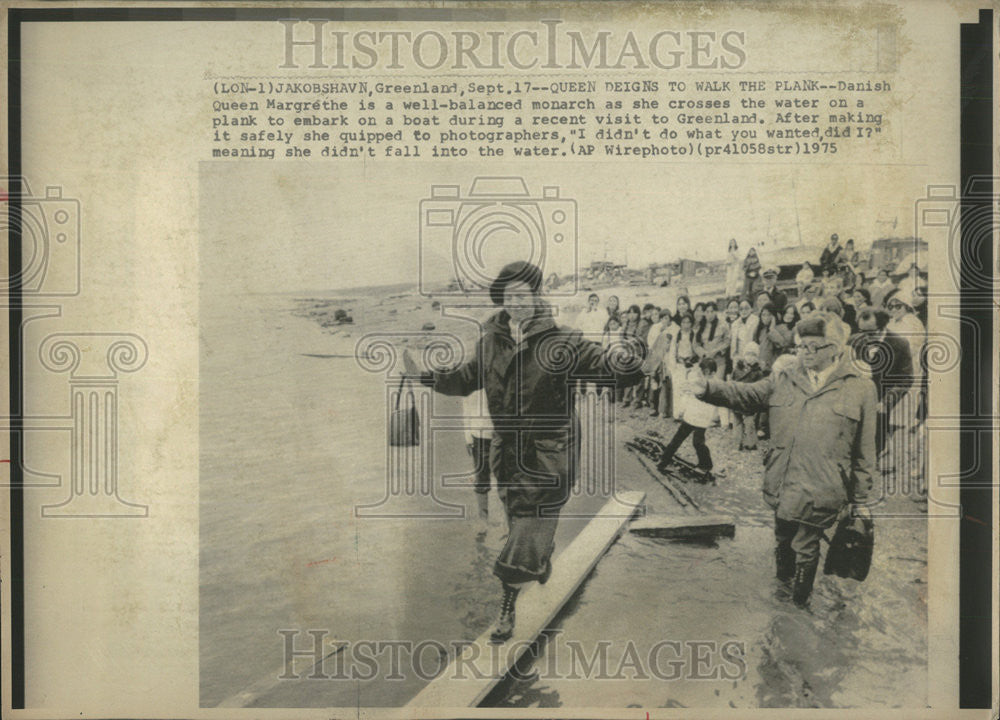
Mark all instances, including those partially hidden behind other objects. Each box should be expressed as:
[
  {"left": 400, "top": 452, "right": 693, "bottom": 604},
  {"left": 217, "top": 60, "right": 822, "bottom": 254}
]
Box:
[
  {"left": 775, "top": 542, "right": 796, "bottom": 583},
  {"left": 792, "top": 560, "right": 819, "bottom": 608},
  {"left": 489, "top": 583, "right": 519, "bottom": 644}
]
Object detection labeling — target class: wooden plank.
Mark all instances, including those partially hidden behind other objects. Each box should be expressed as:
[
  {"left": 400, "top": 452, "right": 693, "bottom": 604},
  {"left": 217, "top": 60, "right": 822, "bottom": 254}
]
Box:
[
  {"left": 629, "top": 513, "right": 736, "bottom": 539},
  {"left": 407, "top": 491, "right": 646, "bottom": 709}
]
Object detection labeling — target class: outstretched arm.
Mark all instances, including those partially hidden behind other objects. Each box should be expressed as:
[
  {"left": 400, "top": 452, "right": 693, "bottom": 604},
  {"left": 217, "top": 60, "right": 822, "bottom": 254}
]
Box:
[
  {"left": 569, "top": 330, "right": 646, "bottom": 386},
  {"left": 407, "top": 343, "right": 483, "bottom": 397},
  {"left": 698, "top": 376, "right": 774, "bottom": 415}
]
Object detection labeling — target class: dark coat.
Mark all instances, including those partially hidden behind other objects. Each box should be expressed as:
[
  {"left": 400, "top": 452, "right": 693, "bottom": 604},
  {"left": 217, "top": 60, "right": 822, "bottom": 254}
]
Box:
[
  {"left": 848, "top": 329, "right": 914, "bottom": 409},
  {"left": 423, "top": 307, "right": 643, "bottom": 515},
  {"left": 703, "top": 355, "right": 877, "bottom": 527},
  {"left": 758, "top": 286, "right": 788, "bottom": 313},
  {"left": 819, "top": 244, "right": 842, "bottom": 274}
]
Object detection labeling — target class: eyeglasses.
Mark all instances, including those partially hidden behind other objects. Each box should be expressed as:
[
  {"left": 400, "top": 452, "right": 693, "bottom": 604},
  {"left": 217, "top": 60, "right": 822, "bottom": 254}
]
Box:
[
  {"left": 796, "top": 341, "right": 834, "bottom": 354},
  {"left": 886, "top": 302, "right": 903, "bottom": 310}
]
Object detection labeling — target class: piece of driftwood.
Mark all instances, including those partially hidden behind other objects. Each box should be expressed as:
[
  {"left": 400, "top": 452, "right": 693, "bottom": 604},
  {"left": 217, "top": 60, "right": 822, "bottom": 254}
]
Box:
[{"left": 629, "top": 513, "right": 736, "bottom": 539}]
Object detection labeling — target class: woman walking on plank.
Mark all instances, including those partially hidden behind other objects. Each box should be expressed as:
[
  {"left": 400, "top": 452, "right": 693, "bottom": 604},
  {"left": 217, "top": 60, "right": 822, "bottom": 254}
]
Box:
[{"left": 403, "top": 261, "right": 644, "bottom": 643}]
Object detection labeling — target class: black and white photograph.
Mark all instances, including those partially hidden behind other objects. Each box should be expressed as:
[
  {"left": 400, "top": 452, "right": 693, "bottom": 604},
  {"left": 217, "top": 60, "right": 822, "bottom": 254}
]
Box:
[
  {"left": 198, "top": 160, "right": 938, "bottom": 709},
  {"left": 1, "top": 2, "right": 995, "bottom": 718}
]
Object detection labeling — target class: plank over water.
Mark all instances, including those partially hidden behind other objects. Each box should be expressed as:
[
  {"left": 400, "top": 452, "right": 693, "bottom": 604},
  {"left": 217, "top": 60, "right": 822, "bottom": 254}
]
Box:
[{"left": 406, "top": 490, "right": 646, "bottom": 709}]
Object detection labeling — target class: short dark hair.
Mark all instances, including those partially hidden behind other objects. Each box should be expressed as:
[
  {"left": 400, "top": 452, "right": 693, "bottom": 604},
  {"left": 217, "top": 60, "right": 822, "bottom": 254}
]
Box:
[
  {"left": 489, "top": 261, "right": 542, "bottom": 306},
  {"left": 699, "top": 356, "right": 718, "bottom": 374},
  {"left": 588, "top": 292, "right": 600, "bottom": 301},
  {"left": 854, "top": 288, "right": 871, "bottom": 304},
  {"left": 642, "top": 302, "right": 656, "bottom": 312},
  {"left": 627, "top": 304, "right": 641, "bottom": 316}
]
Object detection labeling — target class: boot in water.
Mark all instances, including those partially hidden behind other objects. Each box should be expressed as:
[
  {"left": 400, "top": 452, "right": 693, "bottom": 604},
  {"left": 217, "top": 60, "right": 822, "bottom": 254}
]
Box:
[
  {"left": 489, "top": 583, "right": 519, "bottom": 644},
  {"left": 774, "top": 541, "right": 796, "bottom": 599},
  {"left": 775, "top": 541, "right": 796, "bottom": 583},
  {"left": 792, "top": 560, "right": 819, "bottom": 608}
]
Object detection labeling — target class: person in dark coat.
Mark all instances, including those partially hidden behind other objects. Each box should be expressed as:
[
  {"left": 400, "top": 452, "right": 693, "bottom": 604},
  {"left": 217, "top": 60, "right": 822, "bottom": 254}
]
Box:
[
  {"left": 689, "top": 312, "right": 877, "bottom": 607},
  {"left": 757, "top": 266, "right": 788, "bottom": 314},
  {"left": 849, "top": 306, "right": 914, "bottom": 455},
  {"left": 819, "top": 233, "right": 842, "bottom": 275},
  {"left": 404, "top": 261, "right": 643, "bottom": 642}
]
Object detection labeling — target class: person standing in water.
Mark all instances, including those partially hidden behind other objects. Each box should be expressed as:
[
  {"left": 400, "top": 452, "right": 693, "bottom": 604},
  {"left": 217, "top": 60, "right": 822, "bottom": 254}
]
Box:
[
  {"left": 403, "top": 261, "right": 644, "bottom": 642},
  {"left": 689, "top": 312, "right": 876, "bottom": 607}
]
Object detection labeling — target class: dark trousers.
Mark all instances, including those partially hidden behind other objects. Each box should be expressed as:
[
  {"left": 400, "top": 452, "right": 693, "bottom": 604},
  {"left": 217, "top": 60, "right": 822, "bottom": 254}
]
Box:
[
  {"left": 661, "top": 421, "right": 713, "bottom": 470},
  {"left": 468, "top": 436, "right": 492, "bottom": 494},
  {"left": 875, "top": 410, "right": 889, "bottom": 456},
  {"left": 657, "top": 374, "right": 672, "bottom": 417},
  {"left": 773, "top": 516, "right": 825, "bottom": 565}
]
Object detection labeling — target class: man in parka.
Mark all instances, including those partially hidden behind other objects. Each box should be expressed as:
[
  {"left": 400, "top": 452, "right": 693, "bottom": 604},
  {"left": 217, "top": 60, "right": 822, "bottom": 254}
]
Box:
[
  {"left": 403, "top": 261, "right": 644, "bottom": 642},
  {"left": 690, "top": 312, "right": 877, "bottom": 607}
]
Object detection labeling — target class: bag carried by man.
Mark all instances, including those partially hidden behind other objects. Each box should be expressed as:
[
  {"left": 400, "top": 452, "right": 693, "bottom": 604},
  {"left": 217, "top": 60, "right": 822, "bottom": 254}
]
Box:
[{"left": 823, "top": 508, "right": 874, "bottom": 581}]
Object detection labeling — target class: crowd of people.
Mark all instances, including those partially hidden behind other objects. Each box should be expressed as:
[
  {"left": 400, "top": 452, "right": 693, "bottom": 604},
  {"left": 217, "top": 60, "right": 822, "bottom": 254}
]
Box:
[{"left": 579, "top": 233, "right": 929, "bottom": 491}]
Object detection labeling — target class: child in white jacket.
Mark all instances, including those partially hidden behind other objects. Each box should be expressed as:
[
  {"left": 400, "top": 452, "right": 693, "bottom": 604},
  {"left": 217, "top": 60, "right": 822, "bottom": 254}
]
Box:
[{"left": 656, "top": 357, "right": 720, "bottom": 483}]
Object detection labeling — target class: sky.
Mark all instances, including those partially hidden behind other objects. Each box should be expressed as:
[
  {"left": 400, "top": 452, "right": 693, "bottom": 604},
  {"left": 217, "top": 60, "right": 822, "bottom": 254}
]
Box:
[{"left": 201, "top": 160, "right": 932, "bottom": 293}]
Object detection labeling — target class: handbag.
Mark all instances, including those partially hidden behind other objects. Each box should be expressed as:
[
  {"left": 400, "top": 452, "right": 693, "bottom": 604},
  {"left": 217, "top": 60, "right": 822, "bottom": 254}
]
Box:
[
  {"left": 388, "top": 375, "right": 420, "bottom": 447},
  {"left": 823, "top": 507, "right": 874, "bottom": 581}
]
